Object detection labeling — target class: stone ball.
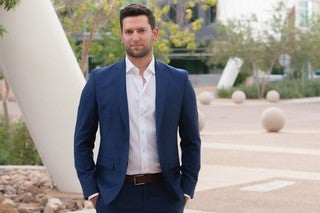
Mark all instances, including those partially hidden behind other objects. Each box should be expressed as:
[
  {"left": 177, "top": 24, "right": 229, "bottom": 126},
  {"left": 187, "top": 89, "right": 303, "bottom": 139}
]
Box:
[
  {"left": 198, "top": 91, "right": 213, "bottom": 105},
  {"left": 198, "top": 110, "right": 205, "bottom": 132},
  {"left": 266, "top": 90, "right": 280, "bottom": 103},
  {"left": 261, "top": 107, "right": 286, "bottom": 132},
  {"left": 231, "top": 90, "right": 246, "bottom": 104}
]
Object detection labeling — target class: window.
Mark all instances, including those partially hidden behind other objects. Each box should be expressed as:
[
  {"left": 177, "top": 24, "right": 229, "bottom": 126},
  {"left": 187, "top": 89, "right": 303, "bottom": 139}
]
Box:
[
  {"left": 168, "top": 4, "right": 177, "bottom": 22},
  {"left": 210, "top": 5, "right": 217, "bottom": 23},
  {"left": 189, "top": 4, "right": 199, "bottom": 23},
  {"left": 299, "top": 0, "right": 313, "bottom": 26}
]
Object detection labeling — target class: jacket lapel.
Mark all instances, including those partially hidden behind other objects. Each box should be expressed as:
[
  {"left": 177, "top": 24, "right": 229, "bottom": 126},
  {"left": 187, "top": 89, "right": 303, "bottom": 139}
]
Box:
[
  {"left": 155, "top": 60, "right": 168, "bottom": 136},
  {"left": 114, "top": 60, "right": 129, "bottom": 136}
]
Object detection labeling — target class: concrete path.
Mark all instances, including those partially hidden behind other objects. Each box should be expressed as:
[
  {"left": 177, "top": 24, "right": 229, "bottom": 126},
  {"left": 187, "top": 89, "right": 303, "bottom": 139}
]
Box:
[
  {"left": 2, "top": 96, "right": 320, "bottom": 212},
  {"left": 71, "top": 97, "right": 320, "bottom": 212},
  {"left": 72, "top": 208, "right": 211, "bottom": 213},
  {"left": 186, "top": 97, "right": 320, "bottom": 213}
]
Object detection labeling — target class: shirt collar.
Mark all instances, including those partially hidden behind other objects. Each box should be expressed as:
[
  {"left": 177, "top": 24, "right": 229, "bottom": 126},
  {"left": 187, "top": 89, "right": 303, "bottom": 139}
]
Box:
[{"left": 125, "top": 56, "right": 155, "bottom": 75}]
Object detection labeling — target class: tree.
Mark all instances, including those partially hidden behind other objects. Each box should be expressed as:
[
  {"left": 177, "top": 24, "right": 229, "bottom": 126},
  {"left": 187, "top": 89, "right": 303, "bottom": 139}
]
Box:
[
  {"left": 54, "top": 0, "right": 215, "bottom": 70},
  {"left": 149, "top": 0, "right": 216, "bottom": 63},
  {"left": 292, "top": 15, "right": 320, "bottom": 79},
  {"left": 206, "top": 2, "right": 304, "bottom": 98},
  {"left": 91, "top": 0, "right": 216, "bottom": 65},
  {"left": 0, "top": 0, "right": 20, "bottom": 36},
  {"left": 0, "top": 0, "right": 20, "bottom": 136},
  {"left": 54, "top": 0, "right": 122, "bottom": 78}
]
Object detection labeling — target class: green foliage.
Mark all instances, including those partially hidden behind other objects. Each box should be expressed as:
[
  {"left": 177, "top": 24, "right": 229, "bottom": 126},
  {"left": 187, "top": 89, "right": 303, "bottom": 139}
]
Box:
[
  {"left": 207, "top": 2, "right": 320, "bottom": 98},
  {"left": 0, "top": 0, "right": 20, "bottom": 11},
  {"left": 55, "top": 0, "right": 210, "bottom": 67},
  {"left": 238, "top": 85, "right": 259, "bottom": 99},
  {"left": 56, "top": 0, "right": 122, "bottom": 75},
  {"left": 217, "top": 79, "right": 320, "bottom": 99},
  {"left": 217, "top": 85, "right": 258, "bottom": 99},
  {"left": 0, "top": 116, "right": 9, "bottom": 164},
  {"left": 89, "top": 19, "right": 125, "bottom": 68},
  {"left": 149, "top": 0, "right": 209, "bottom": 62},
  {"left": 0, "top": 115, "right": 42, "bottom": 165},
  {"left": 0, "top": 0, "right": 20, "bottom": 37},
  {"left": 234, "top": 72, "right": 249, "bottom": 86},
  {"left": 292, "top": 16, "right": 320, "bottom": 76},
  {"left": 0, "top": 26, "right": 6, "bottom": 37},
  {"left": 216, "top": 88, "right": 232, "bottom": 99},
  {"left": 301, "top": 80, "right": 320, "bottom": 97},
  {"left": 207, "top": 15, "right": 264, "bottom": 73},
  {"left": 266, "top": 80, "right": 302, "bottom": 99},
  {"left": 267, "top": 79, "right": 320, "bottom": 99}
]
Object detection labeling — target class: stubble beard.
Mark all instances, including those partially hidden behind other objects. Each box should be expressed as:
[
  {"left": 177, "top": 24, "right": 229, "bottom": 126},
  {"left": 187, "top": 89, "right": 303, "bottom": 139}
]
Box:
[{"left": 125, "top": 46, "right": 151, "bottom": 59}]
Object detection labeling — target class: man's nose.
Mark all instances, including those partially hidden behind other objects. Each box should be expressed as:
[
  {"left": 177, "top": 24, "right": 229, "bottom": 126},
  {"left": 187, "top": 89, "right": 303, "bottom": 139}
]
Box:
[{"left": 132, "top": 31, "right": 139, "bottom": 40}]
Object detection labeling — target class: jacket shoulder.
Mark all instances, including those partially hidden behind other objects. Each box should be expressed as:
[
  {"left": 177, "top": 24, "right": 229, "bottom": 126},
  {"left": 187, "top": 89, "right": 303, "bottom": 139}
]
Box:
[
  {"left": 90, "top": 60, "right": 125, "bottom": 77},
  {"left": 156, "top": 60, "right": 188, "bottom": 78}
]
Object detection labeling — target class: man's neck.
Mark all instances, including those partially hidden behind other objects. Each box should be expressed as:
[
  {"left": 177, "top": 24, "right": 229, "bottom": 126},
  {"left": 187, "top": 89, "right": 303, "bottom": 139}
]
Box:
[{"left": 127, "top": 54, "right": 153, "bottom": 73}]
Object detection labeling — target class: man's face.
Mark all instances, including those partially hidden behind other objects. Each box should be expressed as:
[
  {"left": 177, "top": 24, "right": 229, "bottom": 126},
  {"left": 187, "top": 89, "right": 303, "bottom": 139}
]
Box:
[{"left": 121, "top": 15, "right": 158, "bottom": 59}]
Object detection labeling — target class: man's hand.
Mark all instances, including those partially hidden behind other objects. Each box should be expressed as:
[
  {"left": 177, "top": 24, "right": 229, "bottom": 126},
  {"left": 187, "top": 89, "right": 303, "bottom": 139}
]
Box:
[
  {"left": 184, "top": 196, "right": 190, "bottom": 205},
  {"left": 90, "top": 195, "right": 99, "bottom": 208}
]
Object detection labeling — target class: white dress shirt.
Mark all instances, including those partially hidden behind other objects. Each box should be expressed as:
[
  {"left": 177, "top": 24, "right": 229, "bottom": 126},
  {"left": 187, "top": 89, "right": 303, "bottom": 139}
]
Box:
[{"left": 125, "top": 56, "right": 161, "bottom": 175}]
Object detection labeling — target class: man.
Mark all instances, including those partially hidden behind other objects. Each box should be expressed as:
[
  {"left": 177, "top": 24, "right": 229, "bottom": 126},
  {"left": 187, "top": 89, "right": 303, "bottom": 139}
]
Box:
[{"left": 74, "top": 4, "right": 201, "bottom": 213}]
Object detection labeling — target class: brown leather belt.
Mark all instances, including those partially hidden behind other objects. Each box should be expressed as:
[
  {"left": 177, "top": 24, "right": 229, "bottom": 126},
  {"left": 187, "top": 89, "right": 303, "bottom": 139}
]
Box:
[{"left": 125, "top": 173, "right": 163, "bottom": 185}]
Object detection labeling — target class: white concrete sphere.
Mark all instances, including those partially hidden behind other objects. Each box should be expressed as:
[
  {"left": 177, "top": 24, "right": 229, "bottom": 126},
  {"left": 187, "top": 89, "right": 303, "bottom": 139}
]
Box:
[
  {"left": 266, "top": 90, "right": 280, "bottom": 103},
  {"left": 198, "top": 91, "right": 213, "bottom": 105},
  {"left": 231, "top": 90, "right": 246, "bottom": 104},
  {"left": 198, "top": 110, "right": 205, "bottom": 132},
  {"left": 261, "top": 107, "right": 286, "bottom": 132}
]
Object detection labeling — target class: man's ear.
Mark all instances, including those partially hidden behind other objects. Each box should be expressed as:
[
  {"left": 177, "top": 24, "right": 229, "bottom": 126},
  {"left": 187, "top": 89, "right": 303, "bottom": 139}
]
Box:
[{"left": 153, "top": 27, "right": 159, "bottom": 41}]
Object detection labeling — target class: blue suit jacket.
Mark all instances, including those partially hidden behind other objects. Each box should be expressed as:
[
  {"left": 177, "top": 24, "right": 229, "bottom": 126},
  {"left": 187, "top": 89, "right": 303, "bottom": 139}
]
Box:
[{"left": 74, "top": 59, "right": 201, "bottom": 205}]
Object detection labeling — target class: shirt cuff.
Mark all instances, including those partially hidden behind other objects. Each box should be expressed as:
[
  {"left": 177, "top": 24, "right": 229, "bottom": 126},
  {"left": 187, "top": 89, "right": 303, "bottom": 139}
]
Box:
[
  {"left": 184, "top": 194, "right": 191, "bottom": 199},
  {"left": 88, "top": 193, "right": 99, "bottom": 200}
]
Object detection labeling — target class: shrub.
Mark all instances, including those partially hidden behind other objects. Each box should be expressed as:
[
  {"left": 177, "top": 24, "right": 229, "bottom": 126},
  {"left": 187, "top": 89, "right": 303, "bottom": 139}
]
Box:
[
  {"left": 234, "top": 72, "right": 249, "bottom": 86},
  {"left": 216, "top": 88, "right": 232, "bottom": 98},
  {"left": 0, "top": 114, "right": 42, "bottom": 165},
  {"left": 237, "top": 85, "right": 259, "bottom": 99},
  {"left": 217, "top": 79, "right": 320, "bottom": 99},
  {"left": 0, "top": 117, "right": 10, "bottom": 164},
  {"left": 300, "top": 80, "right": 320, "bottom": 97},
  {"left": 267, "top": 79, "right": 320, "bottom": 99},
  {"left": 266, "top": 80, "right": 303, "bottom": 99}
]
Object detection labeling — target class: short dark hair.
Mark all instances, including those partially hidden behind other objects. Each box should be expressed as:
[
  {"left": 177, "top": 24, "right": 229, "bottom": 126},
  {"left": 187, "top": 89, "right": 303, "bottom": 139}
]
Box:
[{"left": 120, "top": 4, "right": 156, "bottom": 30}]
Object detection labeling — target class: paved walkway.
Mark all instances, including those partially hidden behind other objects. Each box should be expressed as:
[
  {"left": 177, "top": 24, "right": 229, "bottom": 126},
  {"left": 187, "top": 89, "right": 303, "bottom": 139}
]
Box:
[
  {"left": 71, "top": 97, "right": 320, "bottom": 212},
  {"left": 72, "top": 208, "right": 211, "bottom": 213},
  {"left": 2, "top": 96, "right": 320, "bottom": 212},
  {"left": 185, "top": 97, "right": 320, "bottom": 212}
]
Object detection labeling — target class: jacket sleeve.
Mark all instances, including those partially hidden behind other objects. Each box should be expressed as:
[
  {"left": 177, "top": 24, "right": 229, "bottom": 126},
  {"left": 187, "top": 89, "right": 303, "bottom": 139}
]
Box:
[
  {"left": 179, "top": 74, "right": 201, "bottom": 198},
  {"left": 74, "top": 70, "right": 99, "bottom": 199}
]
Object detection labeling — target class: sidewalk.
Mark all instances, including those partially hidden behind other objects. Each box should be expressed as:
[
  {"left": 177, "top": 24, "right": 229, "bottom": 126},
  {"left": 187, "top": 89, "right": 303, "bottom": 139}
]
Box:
[
  {"left": 73, "top": 209, "right": 213, "bottom": 213},
  {"left": 74, "top": 97, "right": 320, "bottom": 212},
  {"left": 1, "top": 97, "right": 320, "bottom": 212},
  {"left": 186, "top": 97, "right": 320, "bottom": 212}
]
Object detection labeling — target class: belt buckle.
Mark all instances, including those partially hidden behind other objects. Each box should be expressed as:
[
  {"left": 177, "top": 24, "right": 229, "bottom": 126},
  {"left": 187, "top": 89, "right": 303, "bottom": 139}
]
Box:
[{"left": 133, "top": 174, "right": 145, "bottom": 185}]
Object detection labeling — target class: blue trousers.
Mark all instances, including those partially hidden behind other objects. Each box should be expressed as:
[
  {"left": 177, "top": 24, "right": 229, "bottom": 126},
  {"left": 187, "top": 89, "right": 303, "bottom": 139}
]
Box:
[{"left": 95, "top": 180, "right": 185, "bottom": 213}]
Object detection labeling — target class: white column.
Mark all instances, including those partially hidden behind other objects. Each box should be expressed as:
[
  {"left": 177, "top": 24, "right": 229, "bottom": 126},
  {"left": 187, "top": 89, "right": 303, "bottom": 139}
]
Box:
[
  {"left": 0, "top": 0, "right": 85, "bottom": 193},
  {"left": 217, "top": 57, "right": 243, "bottom": 89}
]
